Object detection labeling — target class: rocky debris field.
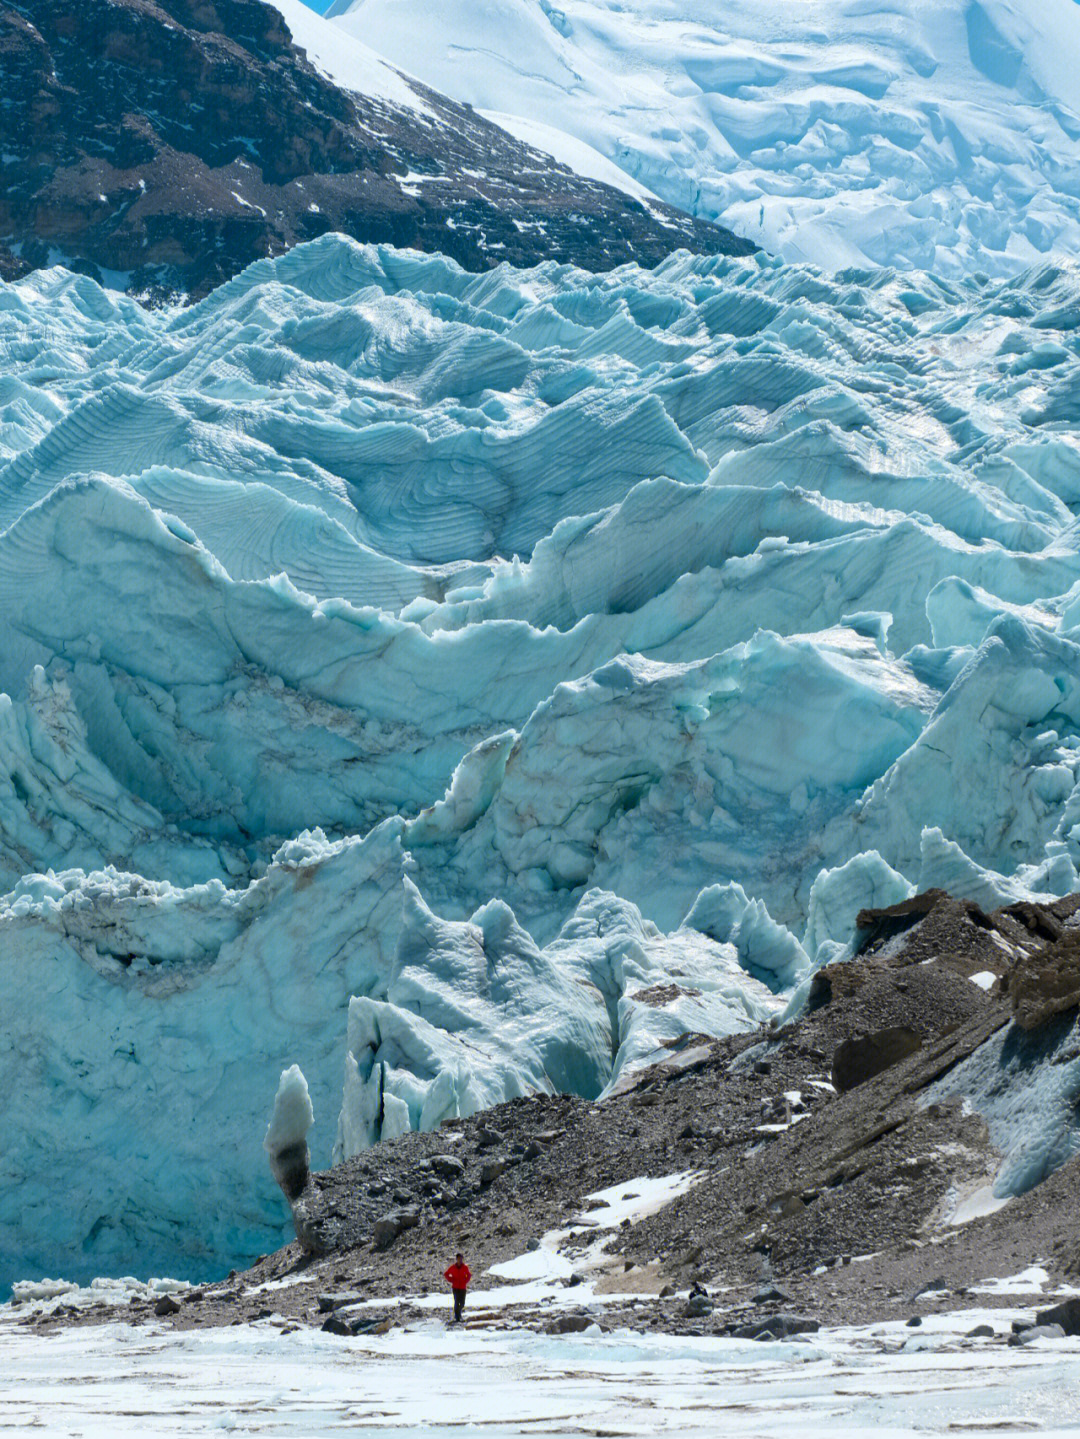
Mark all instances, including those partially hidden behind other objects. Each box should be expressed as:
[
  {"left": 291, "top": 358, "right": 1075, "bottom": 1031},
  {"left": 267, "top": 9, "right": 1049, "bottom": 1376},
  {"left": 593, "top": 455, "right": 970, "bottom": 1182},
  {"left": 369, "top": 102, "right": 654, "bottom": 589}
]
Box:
[
  {"left": 0, "top": 0, "right": 751, "bottom": 298},
  {"left": 17, "top": 890, "right": 1080, "bottom": 1341}
]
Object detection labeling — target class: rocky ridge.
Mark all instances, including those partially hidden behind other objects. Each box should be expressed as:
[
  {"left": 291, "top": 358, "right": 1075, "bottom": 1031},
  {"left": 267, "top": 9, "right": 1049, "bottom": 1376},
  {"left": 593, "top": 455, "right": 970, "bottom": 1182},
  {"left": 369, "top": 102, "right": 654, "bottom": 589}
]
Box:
[{"left": 0, "top": 0, "right": 753, "bottom": 299}]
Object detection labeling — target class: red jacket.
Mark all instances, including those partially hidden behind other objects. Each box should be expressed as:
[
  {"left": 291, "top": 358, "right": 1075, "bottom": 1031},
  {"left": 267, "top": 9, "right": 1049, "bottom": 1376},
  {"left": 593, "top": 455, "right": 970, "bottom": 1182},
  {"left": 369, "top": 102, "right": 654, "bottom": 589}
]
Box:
[{"left": 444, "top": 1262, "right": 471, "bottom": 1290}]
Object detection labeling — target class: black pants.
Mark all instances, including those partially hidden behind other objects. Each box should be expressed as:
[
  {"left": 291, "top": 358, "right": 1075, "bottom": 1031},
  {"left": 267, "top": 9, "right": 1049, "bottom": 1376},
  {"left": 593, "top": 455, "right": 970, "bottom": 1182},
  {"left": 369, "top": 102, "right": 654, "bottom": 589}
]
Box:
[{"left": 452, "top": 1288, "right": 467, "bottom": 1321}]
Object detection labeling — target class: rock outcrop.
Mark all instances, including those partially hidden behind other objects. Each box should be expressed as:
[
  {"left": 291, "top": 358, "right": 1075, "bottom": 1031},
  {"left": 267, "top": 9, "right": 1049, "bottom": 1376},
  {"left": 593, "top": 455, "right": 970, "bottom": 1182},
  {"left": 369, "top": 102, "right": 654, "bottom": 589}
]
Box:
[
  {"left": 1009, "top": 930, "right": 1080, "bottom": 1031},
  {"left": 0, "top": 0, "right": 752, "bottom": 298},
  {"left": 831, "top": 1026, "right": 923, "bottom": 1093}
]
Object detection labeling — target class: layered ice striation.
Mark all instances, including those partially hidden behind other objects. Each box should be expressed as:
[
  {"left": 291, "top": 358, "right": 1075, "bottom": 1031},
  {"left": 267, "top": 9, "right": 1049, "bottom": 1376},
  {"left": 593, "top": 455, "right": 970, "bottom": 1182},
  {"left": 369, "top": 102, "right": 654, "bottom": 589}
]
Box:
[
  {"left": 4, "top": 238, "right": 1080, "bottom": 1284},
  {"left": 925, "top": 1011, "right": 1080, "bottom": 1198},
  {"left": 325, "top": 0, "right": 1080, "bottom": 277}
]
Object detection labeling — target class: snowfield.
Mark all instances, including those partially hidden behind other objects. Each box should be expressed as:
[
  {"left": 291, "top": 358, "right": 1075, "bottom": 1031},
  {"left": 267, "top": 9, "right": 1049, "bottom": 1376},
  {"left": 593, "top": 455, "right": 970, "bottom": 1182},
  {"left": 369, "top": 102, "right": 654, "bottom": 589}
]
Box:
[
  {"left": 323, "top": 0, "right": 1080, "bottom": 277},
  {"left": 6, "top": 1189, "right": 1079, "bottom": 1436},
  {"left": 2, "top": 1307, "right": 1079, "bottom": 1437},
  {"left": 5, "top": 237, "right": 1080, "bottom": 1287}
]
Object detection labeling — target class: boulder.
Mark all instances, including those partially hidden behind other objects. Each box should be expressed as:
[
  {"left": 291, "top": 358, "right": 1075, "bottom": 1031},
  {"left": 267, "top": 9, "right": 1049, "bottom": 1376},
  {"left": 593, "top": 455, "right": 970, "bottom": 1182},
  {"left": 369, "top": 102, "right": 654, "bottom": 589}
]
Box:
[
  {"left": 1036, "top": 1297, "right": 1080, "bottom": 1336},
  {"left": 322, "top": 1312, "right": 394, "bottom": 1337},
  {"left": 317, "top": 1292, "right": 365, "bottom": 1313},
  {"left": 733, "top": 1314, "right": 820, "bottom": 1340},
  {"left": 430, "top": 1154, "right": 466, "bottom": 1182},
  {"left": 153, "top": 1295, "right": 181, "bottom": 1317},
  {"left": 1010, "top": 1323, "right": 1065, "bottom": 1346},
  {"left": 546, "top": 1313, "right": 594, "bottom": 1334},
  {"left": 753, "top": 1285, "right": 791, "bottom": 1305},
  {"left": 372, "top": 1215, "right": 401, "bottom": 1250},
  {"left": 831, "top": 1027, "right": 923, "bottom": 1092}
]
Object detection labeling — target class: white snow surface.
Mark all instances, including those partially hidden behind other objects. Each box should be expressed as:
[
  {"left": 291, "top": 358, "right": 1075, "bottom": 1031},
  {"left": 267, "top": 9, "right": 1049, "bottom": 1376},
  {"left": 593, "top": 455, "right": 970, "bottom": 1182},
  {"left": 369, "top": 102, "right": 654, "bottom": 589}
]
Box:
[
  {"left": 326, "top": 0, "right": 1080, "bottom": 277},
  {"left": 270, "top": 0, "right": 436, "bottom": 117},
  {"left": 2, "top": 1303, "right": 1080, "bottom": 1437},
  {"left": 6, "top": 238, "right": 1080, "bottom": 1286}
]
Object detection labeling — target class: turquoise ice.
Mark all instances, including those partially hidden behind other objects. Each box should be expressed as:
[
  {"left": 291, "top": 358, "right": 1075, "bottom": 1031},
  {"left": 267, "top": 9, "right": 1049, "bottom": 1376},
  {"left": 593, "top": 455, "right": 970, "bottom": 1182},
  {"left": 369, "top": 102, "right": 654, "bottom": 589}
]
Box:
[{"left": 3, "top": 238, "right": 1080, "bottom": 1286}]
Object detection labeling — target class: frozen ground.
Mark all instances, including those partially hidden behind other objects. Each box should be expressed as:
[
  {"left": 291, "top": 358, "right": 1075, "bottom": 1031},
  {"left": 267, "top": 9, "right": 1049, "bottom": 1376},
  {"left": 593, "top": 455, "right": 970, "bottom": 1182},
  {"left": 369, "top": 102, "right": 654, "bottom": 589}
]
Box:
[
  {"left": 2, "top": 1306, "right": 1079, "bottom": 1437},
  {"left": 6, "top": 1173, "right": 1080, "bottom": 1434},
  {"left": 324, "top": 0, "right": 1080, "bottom": 277}
]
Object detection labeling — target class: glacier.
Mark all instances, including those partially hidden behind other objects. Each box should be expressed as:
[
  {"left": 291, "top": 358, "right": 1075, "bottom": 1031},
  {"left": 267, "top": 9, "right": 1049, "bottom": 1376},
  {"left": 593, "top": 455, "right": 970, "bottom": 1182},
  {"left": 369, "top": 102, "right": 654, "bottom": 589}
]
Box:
[
  {"left": 323, "top": 0, "right": 1080, "bottom": 277},
  {"left": 4, "top": 237, "right": 1080, "bottom": 1287}
]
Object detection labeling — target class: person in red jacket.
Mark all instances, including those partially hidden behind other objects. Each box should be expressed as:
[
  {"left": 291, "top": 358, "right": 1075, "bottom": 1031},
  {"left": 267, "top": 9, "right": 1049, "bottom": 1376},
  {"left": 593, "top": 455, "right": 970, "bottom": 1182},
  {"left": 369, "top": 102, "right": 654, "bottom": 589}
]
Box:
[{"left": 444, "top": 1252, "right": 471, "bottom": 1322}]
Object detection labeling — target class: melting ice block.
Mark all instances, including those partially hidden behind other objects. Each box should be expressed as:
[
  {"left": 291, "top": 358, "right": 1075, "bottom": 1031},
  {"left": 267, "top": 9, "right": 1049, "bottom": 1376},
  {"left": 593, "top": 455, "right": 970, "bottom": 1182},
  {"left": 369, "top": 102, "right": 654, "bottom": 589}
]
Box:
[{"left": 264, "top": 1066, "right": 314, "bottom": 1202}]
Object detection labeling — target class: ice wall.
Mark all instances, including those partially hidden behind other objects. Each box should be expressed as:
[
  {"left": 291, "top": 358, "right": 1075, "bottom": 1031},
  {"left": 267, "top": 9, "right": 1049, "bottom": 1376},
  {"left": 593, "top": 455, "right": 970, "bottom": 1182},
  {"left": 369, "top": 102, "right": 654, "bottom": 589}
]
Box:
[{"left": 4, "top": 239, "right": 1080, "bottom": 1285}]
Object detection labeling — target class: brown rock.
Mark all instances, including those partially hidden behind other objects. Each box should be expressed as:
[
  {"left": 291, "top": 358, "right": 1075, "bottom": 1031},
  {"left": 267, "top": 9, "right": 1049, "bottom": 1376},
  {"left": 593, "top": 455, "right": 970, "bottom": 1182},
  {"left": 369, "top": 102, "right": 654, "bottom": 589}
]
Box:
[
  {"left": 1, "top": 0, "right": 753, "bottom": 300},
  {"left": 1010, "top": 930, "right": 1080, "bottom": 1031},
  {"left": 831, "top": 1026, "right": 923, "bottom": 1092}
]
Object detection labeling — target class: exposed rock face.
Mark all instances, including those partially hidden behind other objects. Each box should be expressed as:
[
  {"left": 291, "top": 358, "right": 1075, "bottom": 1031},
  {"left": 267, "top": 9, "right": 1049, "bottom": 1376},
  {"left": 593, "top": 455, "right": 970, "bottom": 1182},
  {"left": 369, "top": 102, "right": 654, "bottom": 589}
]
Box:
[
  {"left": 1010, "top": 930, "right": 1080, "bottom": 1031},
  {"left": 0, "top": 0, "right": 752, "bottom": 298},
  {"left": 831, "top": 1026, "right": 923, "bottom": 1094}
]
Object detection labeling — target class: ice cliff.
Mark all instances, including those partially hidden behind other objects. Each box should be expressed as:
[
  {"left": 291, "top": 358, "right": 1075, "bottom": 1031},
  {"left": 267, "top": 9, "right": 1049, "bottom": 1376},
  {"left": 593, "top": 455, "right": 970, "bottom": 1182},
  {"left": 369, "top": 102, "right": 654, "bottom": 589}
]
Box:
[
  {"left": 325, "top": 0, "right": 1080, "bottom": 277},
  {"left": 4, "top": 237, "right": 1080, "bottom": 1286}
]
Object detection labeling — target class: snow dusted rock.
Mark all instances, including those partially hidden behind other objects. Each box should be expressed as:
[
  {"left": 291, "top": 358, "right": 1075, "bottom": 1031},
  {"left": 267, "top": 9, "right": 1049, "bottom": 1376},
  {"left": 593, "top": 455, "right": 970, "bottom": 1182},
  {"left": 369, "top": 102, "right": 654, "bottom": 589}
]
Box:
[
  {"left": 1, "top": 0, "right": 746, "bottom": 298},
  {"left": 330, "top": 0, "right": 1080, "bottom": 277}
]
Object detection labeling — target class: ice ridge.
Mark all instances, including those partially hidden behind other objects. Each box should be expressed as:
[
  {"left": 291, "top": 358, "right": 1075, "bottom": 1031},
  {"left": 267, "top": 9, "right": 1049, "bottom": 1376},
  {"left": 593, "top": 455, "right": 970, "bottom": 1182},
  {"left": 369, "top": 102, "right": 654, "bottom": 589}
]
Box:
[{"left": 3, "top": 238, "right": 1080, "bottom": 1286}]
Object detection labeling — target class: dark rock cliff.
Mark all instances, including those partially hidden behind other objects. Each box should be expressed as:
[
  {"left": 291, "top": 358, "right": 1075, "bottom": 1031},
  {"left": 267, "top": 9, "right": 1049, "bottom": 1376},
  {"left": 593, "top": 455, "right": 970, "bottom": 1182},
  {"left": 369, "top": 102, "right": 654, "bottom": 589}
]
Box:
[{"left": 0, "top": 0, "right": 754, "bottom": 299}]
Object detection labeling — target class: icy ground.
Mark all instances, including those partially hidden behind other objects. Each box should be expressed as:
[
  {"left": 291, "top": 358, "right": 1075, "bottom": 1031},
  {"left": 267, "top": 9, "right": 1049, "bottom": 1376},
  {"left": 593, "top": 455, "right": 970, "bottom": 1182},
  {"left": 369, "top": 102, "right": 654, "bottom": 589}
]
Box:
[
  {"left": 5, "top": 237, "right": 1080, "bottom": 1286},
  {"left": 324, "top": 0, "right": 1080, "bottom": 277},
  {"left": 3, "top": 1307, "right": 1079, "bottom": 1437},
  {"left": 5, "top": 1179, "right": 1080, "bottom": 1434}
]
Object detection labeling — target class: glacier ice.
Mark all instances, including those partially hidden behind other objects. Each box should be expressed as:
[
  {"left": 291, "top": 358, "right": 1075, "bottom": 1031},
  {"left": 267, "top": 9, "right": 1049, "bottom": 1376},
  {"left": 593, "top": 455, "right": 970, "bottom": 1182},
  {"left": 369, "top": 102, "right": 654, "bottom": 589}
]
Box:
[
  {"left": 264, "top": 1066, "right": 314, "bottom": 1202},
  {"left": 925, "top": 1013, "right": 1080, "bottom": 1198},
  {"left": 323, "top": 0, "right": 1080, "bottom": 278},
  {"left": 4, "top": 238, "right": 1080, "bottom": 1286},
  {"left": 337, "top": 880, "right": 779, "bottom": 1155}
]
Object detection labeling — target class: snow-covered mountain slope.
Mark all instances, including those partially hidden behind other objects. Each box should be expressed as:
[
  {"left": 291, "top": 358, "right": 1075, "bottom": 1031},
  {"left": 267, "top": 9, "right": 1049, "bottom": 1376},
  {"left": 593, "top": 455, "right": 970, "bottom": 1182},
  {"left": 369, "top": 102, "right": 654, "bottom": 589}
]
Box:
[
  {"left": 4, "top": 237, "right": 1080, "bottom": 1287},
  {"left": 326, "top": 0, "right": 1080, "bottom": 277}
]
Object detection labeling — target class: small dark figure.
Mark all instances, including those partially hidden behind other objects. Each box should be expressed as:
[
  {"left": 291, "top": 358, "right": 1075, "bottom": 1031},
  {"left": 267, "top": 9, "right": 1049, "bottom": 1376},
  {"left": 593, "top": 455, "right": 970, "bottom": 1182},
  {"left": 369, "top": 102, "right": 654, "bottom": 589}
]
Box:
[{"left": 444, "top": 1252, "right": 471, "bottom": 1322}]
